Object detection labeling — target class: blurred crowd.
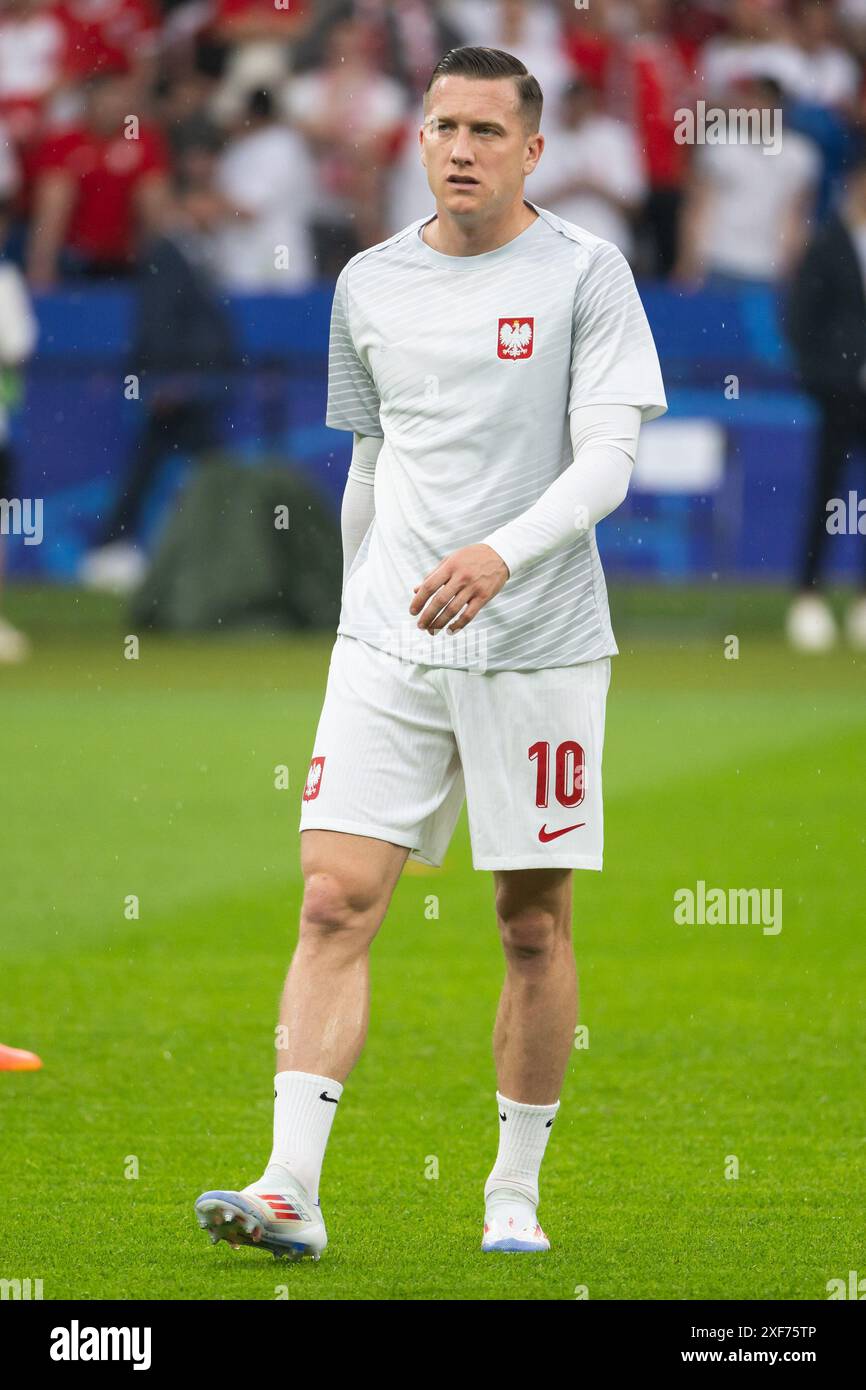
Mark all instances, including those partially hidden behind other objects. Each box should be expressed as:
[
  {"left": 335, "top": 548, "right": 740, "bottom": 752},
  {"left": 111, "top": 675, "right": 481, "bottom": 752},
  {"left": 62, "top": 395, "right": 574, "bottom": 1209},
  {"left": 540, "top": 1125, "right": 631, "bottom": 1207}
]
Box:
[{"left": 2, "top": 0, "right": 866, "bottom": 291}]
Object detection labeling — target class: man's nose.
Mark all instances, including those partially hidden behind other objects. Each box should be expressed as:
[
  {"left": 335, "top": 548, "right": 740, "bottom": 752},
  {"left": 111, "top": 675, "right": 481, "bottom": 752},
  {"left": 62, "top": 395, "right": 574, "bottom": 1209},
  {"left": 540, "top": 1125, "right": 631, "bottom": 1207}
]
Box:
[{"left": 450, "top": 129, "right": 474, "bottom": 163}]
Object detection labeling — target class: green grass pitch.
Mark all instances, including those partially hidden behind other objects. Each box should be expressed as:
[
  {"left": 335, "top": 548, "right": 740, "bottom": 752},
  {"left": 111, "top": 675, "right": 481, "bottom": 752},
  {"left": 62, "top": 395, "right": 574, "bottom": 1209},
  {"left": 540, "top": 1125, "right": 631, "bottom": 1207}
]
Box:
[{"left": 1, "top": 585, "right": 864, "bottom": 1301}]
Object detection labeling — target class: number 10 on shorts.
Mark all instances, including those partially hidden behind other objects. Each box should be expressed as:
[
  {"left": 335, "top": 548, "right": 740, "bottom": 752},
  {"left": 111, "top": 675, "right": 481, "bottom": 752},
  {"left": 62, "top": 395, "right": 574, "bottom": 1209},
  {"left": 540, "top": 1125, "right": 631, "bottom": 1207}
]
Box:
[{"left": 529, "top": 741, "right": 585, "bottom": 808}]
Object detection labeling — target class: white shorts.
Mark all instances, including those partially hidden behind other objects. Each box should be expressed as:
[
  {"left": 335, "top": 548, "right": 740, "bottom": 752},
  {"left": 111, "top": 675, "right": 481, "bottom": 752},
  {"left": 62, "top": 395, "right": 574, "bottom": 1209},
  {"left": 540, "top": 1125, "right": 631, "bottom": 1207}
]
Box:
[{"left": 298, "top": 634, "right": 612, "bottom": 872}]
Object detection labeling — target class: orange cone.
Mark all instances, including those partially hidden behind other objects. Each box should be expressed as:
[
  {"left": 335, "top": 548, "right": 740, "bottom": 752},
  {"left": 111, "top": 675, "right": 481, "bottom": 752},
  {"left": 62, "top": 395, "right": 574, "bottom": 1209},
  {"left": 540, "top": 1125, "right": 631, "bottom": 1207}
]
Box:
[{"left": 0, "top": 1044, "right": 42, "bottom": 1071}]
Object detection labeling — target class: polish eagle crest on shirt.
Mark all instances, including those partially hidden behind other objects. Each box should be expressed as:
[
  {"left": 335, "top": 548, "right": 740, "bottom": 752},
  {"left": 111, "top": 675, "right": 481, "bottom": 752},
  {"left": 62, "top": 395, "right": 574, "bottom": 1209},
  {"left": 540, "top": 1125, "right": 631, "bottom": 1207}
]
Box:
[
  {"left": 303, "top": 756, "right": 325, "bottom": 801},
  {"left": 498, "top": 317, "right": 534, "bottom": 360}
]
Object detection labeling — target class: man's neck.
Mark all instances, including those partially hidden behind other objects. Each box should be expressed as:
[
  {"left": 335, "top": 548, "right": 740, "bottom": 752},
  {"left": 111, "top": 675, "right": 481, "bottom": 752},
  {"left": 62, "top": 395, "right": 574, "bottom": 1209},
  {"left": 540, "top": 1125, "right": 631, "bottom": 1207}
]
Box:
[{"left": 422, "top": 200, "right": 538, "bottom": 257}]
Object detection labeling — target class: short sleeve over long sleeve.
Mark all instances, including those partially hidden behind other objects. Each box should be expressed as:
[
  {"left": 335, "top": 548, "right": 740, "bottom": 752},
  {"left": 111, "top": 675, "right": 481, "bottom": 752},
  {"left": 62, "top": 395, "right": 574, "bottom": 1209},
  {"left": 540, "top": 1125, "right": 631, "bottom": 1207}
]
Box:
[
  {"left": 326, "top": 266, "right": 383, "bottom": 435},
  {"left": 568, "top": 240, "right": 667, "bottom": 422}
]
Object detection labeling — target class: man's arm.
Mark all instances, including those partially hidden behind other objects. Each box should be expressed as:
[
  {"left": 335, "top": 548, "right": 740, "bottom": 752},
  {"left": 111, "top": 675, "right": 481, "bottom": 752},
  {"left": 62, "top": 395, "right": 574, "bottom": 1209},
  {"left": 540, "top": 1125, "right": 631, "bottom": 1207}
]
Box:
[
  {"left": 27, "top": 171, "right": 77, "bottom": 288},
  {"left": 411, "top": 404, "right": 641, "bottom": 634},
  {"left": 672, "top": 173, "right": 712, "bottom": 287},
  {"left": 340, "top": 432, "right": 382, "bottom": 593},
  {"left": 480, "top": 403, "right": 641, "bottom": 579},
  {"left": 778, "top": 186, "right": 814, "bottom": 279},
  {"left": 134, "top": 171, "right": 174, "bottom": 240}
]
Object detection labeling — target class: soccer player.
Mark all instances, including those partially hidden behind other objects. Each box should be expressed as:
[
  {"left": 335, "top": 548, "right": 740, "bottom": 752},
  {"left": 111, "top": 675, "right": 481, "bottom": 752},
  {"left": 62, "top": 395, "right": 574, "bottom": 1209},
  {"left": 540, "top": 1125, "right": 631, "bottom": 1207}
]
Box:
[{"left": 195, "top": 46, "right": 666, "bottom": 1260}]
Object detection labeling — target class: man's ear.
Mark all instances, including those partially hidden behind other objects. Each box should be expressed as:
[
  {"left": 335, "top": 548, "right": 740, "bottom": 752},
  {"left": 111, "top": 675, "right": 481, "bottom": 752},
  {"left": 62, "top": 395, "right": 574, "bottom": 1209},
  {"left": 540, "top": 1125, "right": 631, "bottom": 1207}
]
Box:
[{"left": 524, "top": 132, "right": 544, "bottom": 175}]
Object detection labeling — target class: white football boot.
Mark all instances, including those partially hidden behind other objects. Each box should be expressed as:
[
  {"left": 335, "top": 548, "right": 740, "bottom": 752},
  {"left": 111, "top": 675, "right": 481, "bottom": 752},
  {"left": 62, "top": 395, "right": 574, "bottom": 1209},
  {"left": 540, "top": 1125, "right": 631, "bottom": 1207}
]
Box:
[
  {"left": 482, "top": 1188, "right": 550, "bottom": 1253},
  {"left": 195, "top": 1173, "right": 327, "bottom": 1261}
]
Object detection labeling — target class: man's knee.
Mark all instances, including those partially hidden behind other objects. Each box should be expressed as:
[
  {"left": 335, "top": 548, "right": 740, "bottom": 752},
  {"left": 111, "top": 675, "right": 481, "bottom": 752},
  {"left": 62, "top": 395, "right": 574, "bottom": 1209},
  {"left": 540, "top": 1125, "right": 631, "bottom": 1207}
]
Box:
[
  {"left": 495, "top": 871, "right": 572, "bottom": 962},
  {"left": 300, "top": 867, "right": 386, "bottom": 946},
  {"left": 497, "top": 905, "right": 563, "bottom": 962}
]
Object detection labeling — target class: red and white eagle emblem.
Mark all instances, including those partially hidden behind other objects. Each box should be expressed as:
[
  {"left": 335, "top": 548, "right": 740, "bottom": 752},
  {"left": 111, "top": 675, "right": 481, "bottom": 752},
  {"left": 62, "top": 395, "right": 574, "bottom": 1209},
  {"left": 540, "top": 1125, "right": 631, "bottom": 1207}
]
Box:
[
  {"left": 303, "top": 756, "right": 325, "bottom": 801},
  {"left": 498, "top": 317, "right": 534, "bottom": 359}
]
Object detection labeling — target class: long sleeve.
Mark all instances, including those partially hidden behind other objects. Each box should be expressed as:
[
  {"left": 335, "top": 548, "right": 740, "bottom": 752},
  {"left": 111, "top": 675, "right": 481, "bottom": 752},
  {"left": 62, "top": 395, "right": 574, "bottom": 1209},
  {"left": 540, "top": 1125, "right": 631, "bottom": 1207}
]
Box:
[
  {"left": 480, "top": 403, "right": 642, "bottom": 579},
  {"left": 341, "top": 432, "right": 383, "bottom": 591}
]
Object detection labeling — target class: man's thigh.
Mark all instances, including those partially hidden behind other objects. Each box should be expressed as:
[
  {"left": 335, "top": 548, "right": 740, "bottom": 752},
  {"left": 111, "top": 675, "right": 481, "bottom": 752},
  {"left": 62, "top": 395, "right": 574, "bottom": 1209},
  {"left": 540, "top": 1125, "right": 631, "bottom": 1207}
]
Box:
[
  {"left": 444, "top": 657, "right": 612, "bottom": 872},
  {"left": 299, "top": 635, "right": 465, "bottom": 869}
]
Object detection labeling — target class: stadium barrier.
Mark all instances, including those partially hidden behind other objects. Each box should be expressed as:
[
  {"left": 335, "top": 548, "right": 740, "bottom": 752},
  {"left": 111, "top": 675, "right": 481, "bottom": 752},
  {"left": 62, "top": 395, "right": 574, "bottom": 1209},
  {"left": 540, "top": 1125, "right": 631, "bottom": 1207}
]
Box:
[{"left": 5, "top": 282, "right": 863, "bottom": 583}]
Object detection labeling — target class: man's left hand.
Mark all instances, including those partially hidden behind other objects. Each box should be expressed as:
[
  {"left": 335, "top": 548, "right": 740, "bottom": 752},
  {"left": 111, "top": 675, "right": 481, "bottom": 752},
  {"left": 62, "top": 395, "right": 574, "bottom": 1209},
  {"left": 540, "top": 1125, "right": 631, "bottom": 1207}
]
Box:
[{"left": 410, "top": 544, "right": 510, "bottom": 634}]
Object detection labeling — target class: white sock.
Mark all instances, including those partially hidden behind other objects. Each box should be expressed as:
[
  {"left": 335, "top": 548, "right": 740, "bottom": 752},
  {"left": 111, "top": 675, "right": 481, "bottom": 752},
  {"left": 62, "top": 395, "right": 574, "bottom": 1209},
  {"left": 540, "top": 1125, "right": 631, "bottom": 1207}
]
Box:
[
  {"left": 484, "top": 1090, "right": 560, "bottom": 1210},
  {"left": 254, "top": 1070, "right": 343, "bottom": 1204}
]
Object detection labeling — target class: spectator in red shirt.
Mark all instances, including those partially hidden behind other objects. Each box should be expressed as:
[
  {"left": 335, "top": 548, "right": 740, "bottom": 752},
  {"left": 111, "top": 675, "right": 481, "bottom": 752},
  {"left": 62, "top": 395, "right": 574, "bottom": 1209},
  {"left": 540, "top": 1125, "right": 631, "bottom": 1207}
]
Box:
[
  {"left": 27, "top": 68, "right": 170, "bottom": 285},
  {"left": 211, "top": 0, "right": 312, "bottom": 44},
  {"left": 562, "top": 0, "right": 622, "bottom": 93},
  {"left": 59, "top": 0, "right": 161, "bottom": 85},
  {"left": 611, "top": 0, "right": 695, "bottom": 277}
]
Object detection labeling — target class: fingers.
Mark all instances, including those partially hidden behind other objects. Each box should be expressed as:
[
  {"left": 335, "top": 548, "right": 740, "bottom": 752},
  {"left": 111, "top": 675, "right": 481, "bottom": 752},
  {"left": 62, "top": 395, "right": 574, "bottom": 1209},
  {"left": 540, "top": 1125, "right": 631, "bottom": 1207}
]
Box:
[
  {"left": 409, "top": 573, "right": 443, "bottom": 615},
  {"left": 432, "top": 593, "right": 471, "bottom": 633},
  {"left": 442, "top": 596, "right": 482, "bottom": 634},
  {"left": 415, "top": 584, "right": 466, "bottom": 631},
  {"left": 411, "top": 561, "right": 460, "bottom": 626},
  {"left": 411, "top": 549, "right": 503, "bottom": 632}
]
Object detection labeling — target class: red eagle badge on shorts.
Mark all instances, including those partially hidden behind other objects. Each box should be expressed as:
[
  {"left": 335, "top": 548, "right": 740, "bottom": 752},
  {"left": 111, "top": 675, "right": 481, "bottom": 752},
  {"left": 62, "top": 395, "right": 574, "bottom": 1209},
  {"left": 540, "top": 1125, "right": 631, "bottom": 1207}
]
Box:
[
  {"left": 498, "top": 317, "right": 534, "bottom": 359},
  {"left": 303, "top": 756, "right": 325, "bottom": 801}
]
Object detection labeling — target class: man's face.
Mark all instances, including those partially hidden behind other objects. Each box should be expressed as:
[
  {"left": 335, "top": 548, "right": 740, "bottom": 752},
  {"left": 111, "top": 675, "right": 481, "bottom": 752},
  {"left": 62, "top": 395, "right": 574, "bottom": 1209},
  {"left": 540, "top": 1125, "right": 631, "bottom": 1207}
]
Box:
[{"left": 420, "top": 75, "right": 543, "bottom": 222}]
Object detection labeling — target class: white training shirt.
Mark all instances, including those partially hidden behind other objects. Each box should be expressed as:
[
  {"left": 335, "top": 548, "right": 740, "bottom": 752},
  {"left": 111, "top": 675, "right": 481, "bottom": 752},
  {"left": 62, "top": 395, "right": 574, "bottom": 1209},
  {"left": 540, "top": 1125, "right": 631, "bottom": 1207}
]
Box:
[{"left": 326, "top": 200, "right": 667, "bottom": 672}]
